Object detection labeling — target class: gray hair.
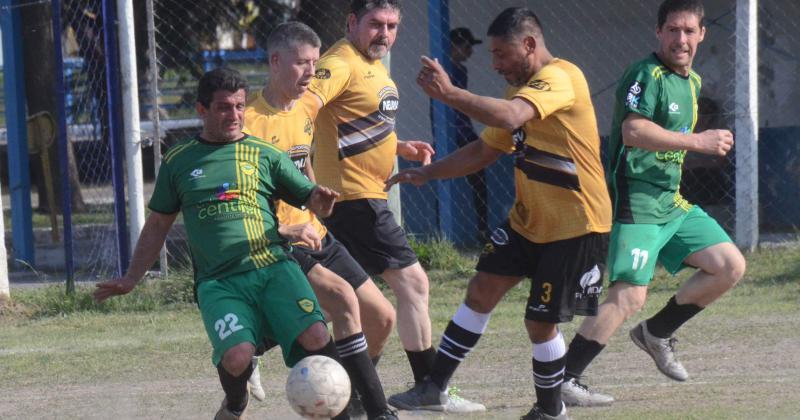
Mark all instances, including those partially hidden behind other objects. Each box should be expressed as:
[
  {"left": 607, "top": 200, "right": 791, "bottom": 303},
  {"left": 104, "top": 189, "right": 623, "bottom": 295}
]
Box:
[{"left": 267, "top": 21, "right": 321, "bottom": 53}]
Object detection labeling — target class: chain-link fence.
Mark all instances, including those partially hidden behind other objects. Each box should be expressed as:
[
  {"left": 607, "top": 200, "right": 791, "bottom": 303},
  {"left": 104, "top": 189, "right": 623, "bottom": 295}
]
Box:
[{"left": 2, "top": 0, "right": 798, "bottom": 279}]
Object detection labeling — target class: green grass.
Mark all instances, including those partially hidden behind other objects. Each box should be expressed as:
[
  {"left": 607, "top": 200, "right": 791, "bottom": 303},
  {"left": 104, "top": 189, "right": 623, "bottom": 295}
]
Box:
[{"left": 1, "top": 243, "right": 799, "bottom": 419}]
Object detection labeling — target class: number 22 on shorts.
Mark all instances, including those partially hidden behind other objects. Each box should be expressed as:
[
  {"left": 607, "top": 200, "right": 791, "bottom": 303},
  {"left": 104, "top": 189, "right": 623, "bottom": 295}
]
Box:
[{"left": 215, "top": 313, "right": 244, "bottom": 340}]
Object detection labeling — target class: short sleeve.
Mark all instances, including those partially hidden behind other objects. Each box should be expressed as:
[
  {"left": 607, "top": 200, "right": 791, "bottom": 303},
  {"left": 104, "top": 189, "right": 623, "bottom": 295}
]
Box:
[
  {"left": 513, "top": 65, "right": 576, "bottom": 120},
  {"left": 271, "top": 151, "right": 316, "bottom": 208},
  {"left": 618, "top": 65, "right": 660, "bottom": 120},
  {"left": 480, "top": 126, "right": 515, "bottom": 154},
  {"left": 308, "top": 54, "right": 351, "bottom": 106},
  {"left": 148, "top": 162, "right": 180, "bottom": 214}
]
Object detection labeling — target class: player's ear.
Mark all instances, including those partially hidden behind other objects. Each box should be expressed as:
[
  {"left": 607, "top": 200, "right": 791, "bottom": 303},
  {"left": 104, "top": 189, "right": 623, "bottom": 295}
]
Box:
[
  {"left": 347, "top": 13, "right": 357, "bottom": 34},
  {"left": 523, "top": 35, "right": 537, "bottom": 54},
  {"left": 196, "top": 101, "right": 207, "bottom": 118},
  {"left": 270, "top": 51, "right": 280, "bottom": 68},
  {"left": 698, "top": 25, "right": 706, "bottom": 43}
]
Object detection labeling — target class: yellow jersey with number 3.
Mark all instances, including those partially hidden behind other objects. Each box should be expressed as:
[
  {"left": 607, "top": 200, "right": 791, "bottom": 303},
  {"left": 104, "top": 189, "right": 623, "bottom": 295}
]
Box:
[
  {"left": 482, "top": 58, "right": 611, "bottom": 243},
  {"left": 309, "top": 39, "right": 399, "bottom": 201},
  {"left": 243, "top": 89, "right": 328, "bottom": 246}
]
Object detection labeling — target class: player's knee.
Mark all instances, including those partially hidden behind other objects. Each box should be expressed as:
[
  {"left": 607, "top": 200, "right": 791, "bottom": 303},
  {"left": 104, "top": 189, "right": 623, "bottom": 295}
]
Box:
[
  {"left": 221, "top": 343, "right": 255, "bottom": 376},
  {"left": 297, "top": 321, "right": 331, "bottom": 351},
  {"left": 610, "top": 285, "right": 647, "bottom": 318},
  {"left": 464, "top": 293, "right": 495, "bottom": 314},
  {"left": 723, "top": 250, "right": 746, "bottom": 287}
]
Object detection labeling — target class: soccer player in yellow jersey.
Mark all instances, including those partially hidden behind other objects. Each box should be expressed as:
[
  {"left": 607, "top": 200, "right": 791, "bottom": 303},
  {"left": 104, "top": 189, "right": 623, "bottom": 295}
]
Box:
[
  {"left": 385, "top": 8, "right": 612, "bottom": 420},
  {"left": 243, "top": 22, "right": 397, "bottom": 420},
  {"left": 303, "top": 1, "right": 483, "bottom": 413}
]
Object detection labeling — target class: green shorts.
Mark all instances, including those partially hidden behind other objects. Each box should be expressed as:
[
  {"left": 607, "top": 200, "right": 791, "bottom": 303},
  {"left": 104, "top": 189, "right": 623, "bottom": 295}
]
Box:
[
  {"left": 608, "top": 206, "right": 731, "bottom": 286},
  {"left": 196, "top": 260, "right": 324, "bottom": 367}
]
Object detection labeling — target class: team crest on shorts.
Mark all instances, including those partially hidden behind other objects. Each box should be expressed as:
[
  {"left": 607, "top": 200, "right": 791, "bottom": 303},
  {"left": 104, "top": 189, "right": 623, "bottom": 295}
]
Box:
[
  {"left": 490, "top": 227, "right": 509, "bottom": 246},
  {"left": 297, "top": 298, "right": 315, "bottom": 313}
]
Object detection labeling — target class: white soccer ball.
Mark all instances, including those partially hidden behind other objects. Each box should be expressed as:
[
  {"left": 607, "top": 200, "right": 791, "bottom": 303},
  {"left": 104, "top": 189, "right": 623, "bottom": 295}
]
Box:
[{"left": 286, "top": 355, "right": 351, "bottom": 419}]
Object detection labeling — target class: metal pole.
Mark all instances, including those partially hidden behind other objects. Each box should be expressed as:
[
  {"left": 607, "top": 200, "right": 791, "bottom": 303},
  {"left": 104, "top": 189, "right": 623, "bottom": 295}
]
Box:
[
  {"left": 1, "top": 0, "right": 35, "bottom": 266},
  {"left": 102, "top": 0, "right": 130, "bottom": 275},
  {"left": 117, "top": 0, "right": 145, "bottom": 256},
  {"left": 427, "top": 0, "right": 453, "bottom": 240},
  {"left": 51, "top": 0, "right": 76, "bottom": 292},
  {"left": 146, "top": 0, "right": 168, "bottom": 277},
  {"left": 735, "top": 0, "right": 759, "bottom": 250}
]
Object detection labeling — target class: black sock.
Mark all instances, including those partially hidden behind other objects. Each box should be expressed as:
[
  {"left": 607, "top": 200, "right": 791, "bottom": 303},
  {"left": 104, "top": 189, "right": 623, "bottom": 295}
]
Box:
[
  {"left": 429, "top": 320, "right": 482, "bottom": 390},
  {"left": 336, "top": 333, "right": 388, "bottom": 417},
  {"left": 216, "top": 362, "right": 254, "bottom": 413},
  {"left": 564, "top": 334, "right": 605, "bottom": 380},
  {"left": 533, "top": 356, "right": 565, "bottom": 417},
  {"left": 255, "top": 337, "right": 278, "bottom": 357},
  {"left": 372, "top": 354, "right": 382, "bottom": 367},
  {"left": 646, "top": 295, "right": 703, "bottom": 339},
  {"left": 405, "top": 347, "right": 436, "bottom": 384}
]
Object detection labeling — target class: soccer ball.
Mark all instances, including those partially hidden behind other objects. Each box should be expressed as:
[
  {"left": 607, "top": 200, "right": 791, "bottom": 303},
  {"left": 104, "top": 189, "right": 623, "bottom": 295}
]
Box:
[{"left": 286, "top": 355, "right": 351, "bottom": 419}]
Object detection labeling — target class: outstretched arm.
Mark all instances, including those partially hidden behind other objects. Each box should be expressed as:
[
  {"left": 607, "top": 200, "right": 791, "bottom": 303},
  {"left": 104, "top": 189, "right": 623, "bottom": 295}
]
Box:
[
  {"left": 417, "top": 56, "right": 537, "bottom": 131},
  {"left": 385, "top": 139, "right": 502, "bottom": 190},
  {"left": 622, "top": 113, "right": 734, "bottom": 156},
  {"left": 94, "top": 211, "right": 178, "bottom": 302}
]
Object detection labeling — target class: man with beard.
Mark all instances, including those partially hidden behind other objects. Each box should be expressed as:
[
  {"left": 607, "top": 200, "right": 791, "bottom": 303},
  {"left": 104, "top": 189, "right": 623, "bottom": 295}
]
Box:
[
  {"left": 384, "top": 7, "right": 611, "bottom": 420},
  {"left": 306, "top": 0, "right": 484, "bottom": 413}
]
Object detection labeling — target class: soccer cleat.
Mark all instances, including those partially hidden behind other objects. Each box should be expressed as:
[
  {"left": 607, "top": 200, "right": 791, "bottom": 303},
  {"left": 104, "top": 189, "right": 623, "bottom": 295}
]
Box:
[
  {"left": 561, "top": 378, "right": 614, "bottom": 407},
  {"left": 214, "top": 394, "right": 249, "bottom": 420},
  {"left": 371, "top": 408, "right": 399, "bottom": 420},
  {"left": 520, "top": 403, "right": 569, "bottom": 420},
  {"left": 630, "top": 321, "right": 689, "bottom": 381},
  {"left": 444, "top": 386, "right": 486, "bottom": 413},
  {"left": 247, "top": 357, "right": 266, "bottom": 401},
  {"left": 387, "top": 378, "right": 447, "bottom": 411}
]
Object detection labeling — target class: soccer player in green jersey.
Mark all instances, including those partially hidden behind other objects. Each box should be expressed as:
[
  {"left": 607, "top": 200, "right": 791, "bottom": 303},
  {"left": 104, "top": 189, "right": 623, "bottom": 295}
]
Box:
[
  {"left": 94, "top": 68, "right": 343, "bottom": 419},
  {"left": 559, "top": 0, "right": 746, "bottom": 408}
]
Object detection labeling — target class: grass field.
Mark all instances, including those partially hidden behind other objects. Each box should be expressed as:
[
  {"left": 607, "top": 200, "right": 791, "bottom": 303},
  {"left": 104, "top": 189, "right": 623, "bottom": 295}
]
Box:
[{"left": 1, "top": 245, "right": 799, "bottom": 419}]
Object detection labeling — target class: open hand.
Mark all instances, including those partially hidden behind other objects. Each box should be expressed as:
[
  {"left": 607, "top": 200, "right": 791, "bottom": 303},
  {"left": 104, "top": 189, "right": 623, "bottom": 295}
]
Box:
[
  {"left": 306, "top": 186, "right": 339, "bottom": 218},
  {"left": 417, "top": 55, "right": 454, "bottom": 101},
  {"left": 397, "top": 140, "right": 434, "bottom": 165},
  {"left": 94, "top": 277, "right": 137, "bottom": 303},
  {"left": 384, "top": 167, "right": 430, "bottom": 191}
]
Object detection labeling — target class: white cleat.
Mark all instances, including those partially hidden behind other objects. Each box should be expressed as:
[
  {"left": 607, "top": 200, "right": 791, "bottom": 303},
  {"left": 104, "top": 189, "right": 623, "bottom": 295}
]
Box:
[{"left": 247, "top": 356, "right": 266, "bottom": 401}]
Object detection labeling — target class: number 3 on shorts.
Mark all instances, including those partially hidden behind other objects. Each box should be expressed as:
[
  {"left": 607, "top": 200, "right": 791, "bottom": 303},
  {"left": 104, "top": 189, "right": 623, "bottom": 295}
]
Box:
[
  {"left": 631, "top": 248, "right": 649, "bottom": 271},
  {"left": 215, "top": 313, "right": 244, "bottom": 340}
]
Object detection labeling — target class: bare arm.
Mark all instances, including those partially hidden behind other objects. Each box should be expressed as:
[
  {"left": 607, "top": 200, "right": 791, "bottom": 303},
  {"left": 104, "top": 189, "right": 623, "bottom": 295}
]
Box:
[
  {"left": 623, "top": 113, "right": 734, "bottom": 156},
  {"left": 94, "top": 211, "right": 178, "bottom": 302},
  {"left": 304, "top": 185, "right": 339, "bottom": 218},
  {"left": 304, "top": 161, "right": 317, "bottom": 183},
  {"left": 417, "top": 56, "right": 538, "bottom": 130},
  {"left": 385, "top": 140, "right": 503, "bottom": 190}
]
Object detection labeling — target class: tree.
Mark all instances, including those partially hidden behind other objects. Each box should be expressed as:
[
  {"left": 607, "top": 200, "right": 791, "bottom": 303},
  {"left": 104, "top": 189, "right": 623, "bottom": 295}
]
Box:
[{"left": 21, "top": 0, "right": 87, "bottom": 214}]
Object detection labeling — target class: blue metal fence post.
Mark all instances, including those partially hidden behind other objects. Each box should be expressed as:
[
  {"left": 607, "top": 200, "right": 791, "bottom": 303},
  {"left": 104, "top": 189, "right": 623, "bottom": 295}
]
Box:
[
  {"left": 1, "top": 0, "right": 35, "bottom": 266},
  {"left": 51, "top": 0, "right": 75, "bottom": 292},
  {"left": 427, "top": 0, "right": 454, "bottom": 240},
  {"left": 102, "top": 0, "right": 130, "bottom": 275}
]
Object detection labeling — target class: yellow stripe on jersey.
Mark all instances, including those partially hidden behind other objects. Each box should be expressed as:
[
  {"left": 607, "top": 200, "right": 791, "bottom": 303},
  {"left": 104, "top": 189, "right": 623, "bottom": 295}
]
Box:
[
  {"left": 163, "top": 139, "right": 198, "bottom": 164},
  {"left": 674, "top": 191, "right": 693, "bottom": 211},
  {"left": 689, "top": 77, "right": 699, "bottom": 132},
  {"left": 236, "top": 143, "right": 276, "bottom": 267},
  {"left": 652, "top": 66, "right": 667, "bottom": 80},
  {"left": 689, "top": 71, "right": 702, "bottom": 90}
]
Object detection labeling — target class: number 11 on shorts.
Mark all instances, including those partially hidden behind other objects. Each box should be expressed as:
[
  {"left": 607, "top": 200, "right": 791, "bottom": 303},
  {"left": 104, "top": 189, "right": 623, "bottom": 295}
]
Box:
[{"left": 631, "top": 248, "right": 649, "bottom": 270}]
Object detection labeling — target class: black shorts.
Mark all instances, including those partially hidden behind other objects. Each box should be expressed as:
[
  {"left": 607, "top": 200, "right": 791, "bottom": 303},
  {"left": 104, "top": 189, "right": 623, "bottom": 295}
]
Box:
[
  {"left": 323, "top": 198, "right": 418, "bottom": 276},
  {"left": 476, "top": 221, "right": 609, "bottom": 323},
  {"left": 290, "top": 232, "right": 370, "bottom": 290}
]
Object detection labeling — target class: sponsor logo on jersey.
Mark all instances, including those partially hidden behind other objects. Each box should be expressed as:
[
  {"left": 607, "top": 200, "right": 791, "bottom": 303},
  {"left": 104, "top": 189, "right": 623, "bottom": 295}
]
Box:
[
  {"left": 669, "top": 102, "right": 680, "bottom": 114},
  {"left": 270, "top": 135, "right": 279, "bottom": 144},
  {"left": 655, "top": 150, "right": 687, "bottom": 164},
  {"left": 626, "top": 81, "right": 644, "bottom": 109},
  {"left": 364, "top": 70, "right": 375, "bottom": 79},
  {"left": 512, "top": 128, "right": 527, "bottom": 152},
  {"left": 490, "top": 227, "right": 510, "bottom": 246},
  {"left": 527, "top": 79, "right": 551, "bottom": 91},
  {"left": 377, "top": 86, "right": 400, "bottom": 122},
  {"left": 190, "top": 168, "right": 205, "bottom": 179},
  {"left": 297, "top": 298, "right": 315, "bottom": 313},
  {"left": 314, "top": 68, "right": 331, "bottom": 79},
  {"left": 216, "top": 182, "right": 240, "bottom": 201},
  {"left": 240, "top": 162, "right": 256, "bottom": 176}
]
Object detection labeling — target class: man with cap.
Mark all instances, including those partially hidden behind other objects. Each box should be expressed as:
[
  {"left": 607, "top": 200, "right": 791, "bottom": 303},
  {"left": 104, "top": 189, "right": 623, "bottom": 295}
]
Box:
[{"left": 446, "top": 27, "right": 489, "bottom": 238}]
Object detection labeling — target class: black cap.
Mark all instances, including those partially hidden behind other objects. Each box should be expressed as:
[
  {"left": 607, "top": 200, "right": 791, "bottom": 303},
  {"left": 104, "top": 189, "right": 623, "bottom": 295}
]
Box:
[{"left": 450, "top": 27, "right": 482, "bottom": 46}]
